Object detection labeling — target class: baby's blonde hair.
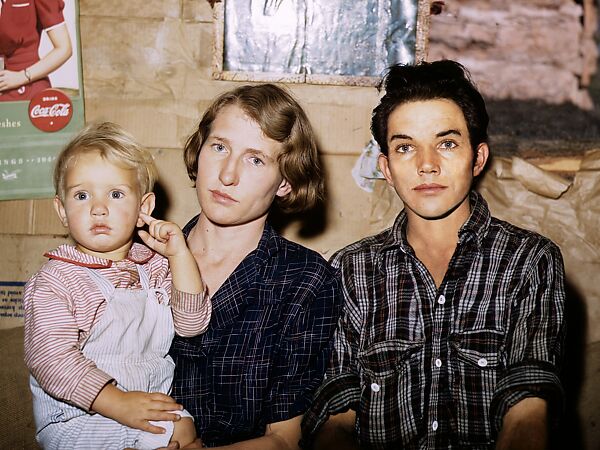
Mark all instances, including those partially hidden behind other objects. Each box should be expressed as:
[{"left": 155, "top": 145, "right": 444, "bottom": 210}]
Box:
[{"left": 54, "top": 122, "right": 157, "bottom": 200}]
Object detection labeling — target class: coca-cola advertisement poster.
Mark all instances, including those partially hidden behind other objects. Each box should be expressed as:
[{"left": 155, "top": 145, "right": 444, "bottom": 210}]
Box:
[{"left": 0, "top": 0, "right": 85, "bottom": 200}]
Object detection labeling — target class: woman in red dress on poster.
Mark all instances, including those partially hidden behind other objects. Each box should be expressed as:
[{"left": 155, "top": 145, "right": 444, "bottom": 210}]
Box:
[{"left": 0, "top": 0, "right": 72, "bottom": 101}]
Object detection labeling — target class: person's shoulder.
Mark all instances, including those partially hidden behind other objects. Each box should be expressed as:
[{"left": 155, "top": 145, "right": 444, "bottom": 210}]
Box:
[
  {"left": 329, "top": 226, "right": 394, "bottom": 268},
  {"left": 25, "top": 247, "right": 80, "bottom": 291},
  {"left": 271, "top": 233, "right": 335, "bottom": 276},
  {"left": 487, "top": 216, "right": 562, "bottom": 257}
]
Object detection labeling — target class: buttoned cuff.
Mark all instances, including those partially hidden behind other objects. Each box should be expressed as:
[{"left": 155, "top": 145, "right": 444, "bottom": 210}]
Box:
[
  {"left": 300, "top": 372, "right": 360, "bottom": 449},
  {"left": 70, "top": 368, "right": 114, "bottom": 412},
  {"left": 490, "top": 361, "right": 563, "bottom": 435}
]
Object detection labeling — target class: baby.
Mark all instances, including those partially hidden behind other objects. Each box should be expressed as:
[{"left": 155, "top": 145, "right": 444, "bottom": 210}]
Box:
[{"left": 23, "top": 122, "right": 211, "bottom": 449}]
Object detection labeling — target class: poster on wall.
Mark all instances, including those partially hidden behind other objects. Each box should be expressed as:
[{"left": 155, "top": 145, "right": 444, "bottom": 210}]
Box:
[
  {"left": 213, "top": 0, "right": 429, "bottom": 86},
  {"left": 0, "top": 0, "right": 85, "bottom": 200}
]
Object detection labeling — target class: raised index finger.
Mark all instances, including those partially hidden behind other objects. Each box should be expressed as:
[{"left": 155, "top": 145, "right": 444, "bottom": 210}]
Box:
[{"left": 138, "top": 211, "right": 156, "bottom": 226}]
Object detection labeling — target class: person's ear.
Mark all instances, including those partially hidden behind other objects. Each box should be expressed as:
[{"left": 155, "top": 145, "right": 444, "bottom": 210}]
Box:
[
  {"left": 473, "top": 143, "right": 489, "bottom": 177},
  {"left": 53, "top": 196, "right": 69, "bottom": 228},
  {"left": 275, "top": 178, "right": 292, "bottom": 198},
  {"left": 137, "top": 192, "right": 156, "bottom": 227},
  {"left": 378, "top": 153, "right": 394, "bottom": 186}
]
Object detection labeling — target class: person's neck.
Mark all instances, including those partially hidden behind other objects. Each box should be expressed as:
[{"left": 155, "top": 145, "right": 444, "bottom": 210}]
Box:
[
  {"left": 405, "top": 203, "right": 471, "bottom": 252},
  {"left": 76, "top": 241, "right": 133, "bottom": 262},
  {"left": 188, "top": 214, "right": 267, "bottom": 263},
  {"left": 405, "top": 202, "right": 472, "bottom": 288}
]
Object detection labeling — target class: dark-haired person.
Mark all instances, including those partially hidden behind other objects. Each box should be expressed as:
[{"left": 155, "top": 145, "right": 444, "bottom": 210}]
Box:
[
  {"left": 302, "top": 60, "right": 566, "bottom": 450},
  {"left": 169, "top": 84, "right": 341, "bottom": 449}
]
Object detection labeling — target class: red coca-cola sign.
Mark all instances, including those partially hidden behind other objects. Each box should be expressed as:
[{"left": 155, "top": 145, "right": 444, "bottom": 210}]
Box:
[{"left": 28, "top": 89, "right": 73, "bottom": 132}]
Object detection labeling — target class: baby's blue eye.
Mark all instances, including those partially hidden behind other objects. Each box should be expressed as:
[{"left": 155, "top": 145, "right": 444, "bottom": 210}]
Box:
[
  {"left": 110, "top": 191, "right": 124, "bottom": 199},
  {"left": 75, "top": 192, "right": 88, "bottom": 200}
]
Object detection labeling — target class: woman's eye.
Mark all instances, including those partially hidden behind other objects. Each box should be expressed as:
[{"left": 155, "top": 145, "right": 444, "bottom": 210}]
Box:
[
  {"left": 110, "top": 191, "right": 124, "bottom": 199},
  {"left": 75, "top": 192, "right": 88, "bottom": 200},
  {"left": 249, "top": 156, "right": 264, "bottom": 166},
  {"left": 212, "top": 143, "right": 226, "bottom": 152}
]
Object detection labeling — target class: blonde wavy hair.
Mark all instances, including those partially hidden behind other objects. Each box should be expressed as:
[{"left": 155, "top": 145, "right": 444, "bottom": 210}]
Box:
[{"left": 54, "top": 122, "right": 157, "bottom": 200}]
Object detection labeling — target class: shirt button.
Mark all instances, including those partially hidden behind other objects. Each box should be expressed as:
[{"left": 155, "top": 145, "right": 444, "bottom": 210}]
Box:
[
  {"left": 435, "top": 358, "right": 442, "bottom": 368},
  {"left": 437, "top": 295, "right": 446, "bottom": 305},
  {"left": 371, "top": 383, "right": 380, "bottom": 393},
  {"left": 432, "top": 420, "right": 439, "bottom": 431},
  {"left": 478, "top": 358, "right": 488, "bottom": 367}
]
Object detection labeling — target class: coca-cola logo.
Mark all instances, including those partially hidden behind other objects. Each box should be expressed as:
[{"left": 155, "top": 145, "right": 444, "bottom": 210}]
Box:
[{"left": 28, "top": 89, "right": 73, "bottom": 132}]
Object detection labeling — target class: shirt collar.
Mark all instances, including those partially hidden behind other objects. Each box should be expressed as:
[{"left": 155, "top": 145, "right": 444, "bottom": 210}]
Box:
[
  {"left": 183, "top": 214, "right": 280, "bottom": 277},
  {"left": 237, "top": 222, "right": 281, "bottom": 280},
  {"left": 379, "top": 190, "right": 491, "bottom": 256},
  {"left": 254, "top": 222, "right": 280, "bottom": 260},
  {"left": 458, "top": 191, "right": 491, "bottom": 249},
  {"left": 44, "top": 242, "right": 155, "bottom": 268}
]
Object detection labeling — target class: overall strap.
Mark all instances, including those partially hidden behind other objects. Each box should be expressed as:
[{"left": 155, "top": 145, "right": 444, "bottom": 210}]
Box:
[
  {"left": 137, "top": 263, "right": 170, "bottom": 305},
  {"left": 84, "top": 267, "right": 115, "bottom": 300}
]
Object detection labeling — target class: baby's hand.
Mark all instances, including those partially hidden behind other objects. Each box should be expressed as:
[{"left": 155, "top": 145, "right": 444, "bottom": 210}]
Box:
[
  {"left": 138, "top": 212, "right": 188, "bottom": 258},
  {"left": 114, "top": 390, "right": 182, "bottom": 434},
  {"left": 92, "top": 384, "right": 182, "bottom": 435}
]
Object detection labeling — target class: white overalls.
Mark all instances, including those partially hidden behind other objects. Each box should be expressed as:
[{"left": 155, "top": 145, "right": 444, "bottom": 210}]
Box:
[{"left": 31, "top": 264, "right": 191, "bottom": 449}]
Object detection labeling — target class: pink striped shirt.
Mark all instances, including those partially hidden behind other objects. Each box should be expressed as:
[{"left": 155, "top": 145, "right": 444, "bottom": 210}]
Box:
[{"left": 24, "top": 243, "right": 211, "bottom": 411}]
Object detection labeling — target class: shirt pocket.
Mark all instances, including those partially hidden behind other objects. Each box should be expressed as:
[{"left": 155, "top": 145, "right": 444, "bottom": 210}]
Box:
[
  {"left": 450, "top": 329, "right": 505, "bottom": 446},
  {"left": 356, "top": 339, "right": 423, "bottom": 446}
]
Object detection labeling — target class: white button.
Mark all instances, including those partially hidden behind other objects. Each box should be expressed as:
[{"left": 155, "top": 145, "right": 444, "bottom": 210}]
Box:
[
  {"left": 477, "top": 358, "right": 488, "bottom": 367},
  {"left": 435, "top": 358, "right": 442, "bottom": 368},
  {"left": 432, "top": 420, "right": 439, "bottom": 431},
  {"left": 371, "top": 383, "right": 380, "bottom": 392},
  {"left": 437, "top": 295, "right": 446, "bottom": 305}
]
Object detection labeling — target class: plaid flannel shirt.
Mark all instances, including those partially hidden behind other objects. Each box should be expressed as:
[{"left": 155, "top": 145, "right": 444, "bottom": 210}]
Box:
[
  {"left": 171, "top": 219, "right": 341, "bottom": 447},
  {"left": 302, "top": 192, "right": 565, "bottom": 449}
]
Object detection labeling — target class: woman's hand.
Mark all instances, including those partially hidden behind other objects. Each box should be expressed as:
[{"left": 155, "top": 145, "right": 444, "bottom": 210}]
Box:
[
  {"left": 0, "top": 69, "right": 28, "bottom": 92},
  {"left": 155, "top": 438, "right": 205, "bottom": 449}
]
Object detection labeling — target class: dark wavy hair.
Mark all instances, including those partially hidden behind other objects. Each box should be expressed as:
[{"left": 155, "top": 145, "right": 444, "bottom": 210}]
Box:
[
  {"left": 371, "top": 60, "right": 489, "bottom": 156},
  {"left": 184, "top": 84, "right": 323, "bottom": 213}
]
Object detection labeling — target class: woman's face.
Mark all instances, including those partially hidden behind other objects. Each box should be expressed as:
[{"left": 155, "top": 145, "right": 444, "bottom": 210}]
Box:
[{"left": 195, "top": 104, "right": 291, "bottom": 227}]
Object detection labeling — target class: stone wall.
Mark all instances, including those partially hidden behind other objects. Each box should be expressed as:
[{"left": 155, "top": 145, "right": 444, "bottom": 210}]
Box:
[{"left": 429, "top": 0, "right": 598, "bottom": 108}]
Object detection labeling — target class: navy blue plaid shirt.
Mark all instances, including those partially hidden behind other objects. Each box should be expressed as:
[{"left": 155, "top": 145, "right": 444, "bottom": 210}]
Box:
[{"left": 170, "top": 217, "right": 341, "bottom": 447}]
